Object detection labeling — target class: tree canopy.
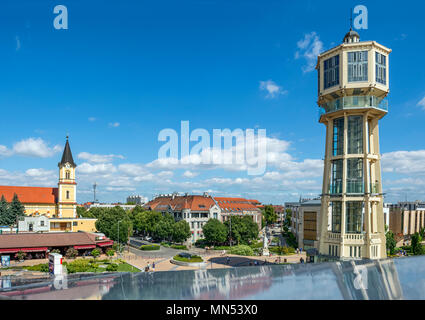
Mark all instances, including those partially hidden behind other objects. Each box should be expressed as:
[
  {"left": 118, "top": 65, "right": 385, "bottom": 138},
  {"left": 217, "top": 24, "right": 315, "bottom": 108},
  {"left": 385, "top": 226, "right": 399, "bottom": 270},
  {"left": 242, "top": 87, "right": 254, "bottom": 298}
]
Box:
[
  {"left": 262, "top": 205, "right": 277, "bottom": 226},
  {"left": 0, "top": 194, "right": 25, "bottom": 226},
  {"left": 202, "top": 218, "right": 227, "bottom": 245}
]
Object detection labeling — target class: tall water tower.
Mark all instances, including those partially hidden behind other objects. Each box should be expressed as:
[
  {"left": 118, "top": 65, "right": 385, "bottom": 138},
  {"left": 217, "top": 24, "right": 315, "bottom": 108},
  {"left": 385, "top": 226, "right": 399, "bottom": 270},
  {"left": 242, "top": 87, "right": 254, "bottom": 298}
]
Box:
[{"left": 317, "top": 28, "right": 391, "bottom": 260}]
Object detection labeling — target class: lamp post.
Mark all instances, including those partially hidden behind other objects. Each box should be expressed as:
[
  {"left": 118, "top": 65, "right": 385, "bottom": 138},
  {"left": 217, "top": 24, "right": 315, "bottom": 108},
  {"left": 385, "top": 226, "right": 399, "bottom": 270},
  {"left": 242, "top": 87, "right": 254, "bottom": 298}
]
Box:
[{"left": 117, "top": 220, "right": 122, "bottom": 256}]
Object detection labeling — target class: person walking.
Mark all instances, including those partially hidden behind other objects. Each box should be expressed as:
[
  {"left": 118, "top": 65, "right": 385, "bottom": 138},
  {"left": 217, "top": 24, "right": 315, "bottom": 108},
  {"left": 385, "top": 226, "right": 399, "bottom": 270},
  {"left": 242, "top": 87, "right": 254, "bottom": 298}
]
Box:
[{"left": 152, "top": 261, "right": 155, "bottom": 272}]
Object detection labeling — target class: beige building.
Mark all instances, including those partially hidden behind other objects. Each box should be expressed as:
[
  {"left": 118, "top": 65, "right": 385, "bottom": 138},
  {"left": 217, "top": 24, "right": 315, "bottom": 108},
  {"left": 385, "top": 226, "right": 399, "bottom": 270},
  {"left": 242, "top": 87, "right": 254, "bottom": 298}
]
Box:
[
  {"left": 317, "top": 28, "right": 391, "bottom": 260},
  {"left": 389, "top": 203, "right": 425, "bottom": 236}
]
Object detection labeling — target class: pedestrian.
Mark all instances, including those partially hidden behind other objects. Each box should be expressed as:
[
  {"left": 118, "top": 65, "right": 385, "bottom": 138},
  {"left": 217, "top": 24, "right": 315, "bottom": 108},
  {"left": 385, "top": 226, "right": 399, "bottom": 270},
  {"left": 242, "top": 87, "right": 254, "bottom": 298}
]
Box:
[
  {"left": 152, "top": 261, "right": 155, "bottom": 272},
  {"left": 300, "top": 257, "right": 304, "bottom": 264},
  {"left": 147, "top": 261, "right": 151, "bottom": 272}
]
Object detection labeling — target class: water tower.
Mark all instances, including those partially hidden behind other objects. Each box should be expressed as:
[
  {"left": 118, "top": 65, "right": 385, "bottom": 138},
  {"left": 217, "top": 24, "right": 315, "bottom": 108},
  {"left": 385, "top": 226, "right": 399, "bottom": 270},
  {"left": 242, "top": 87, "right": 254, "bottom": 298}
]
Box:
[{"left": 317, "top": 28, "right": 391, "bottom": 259}]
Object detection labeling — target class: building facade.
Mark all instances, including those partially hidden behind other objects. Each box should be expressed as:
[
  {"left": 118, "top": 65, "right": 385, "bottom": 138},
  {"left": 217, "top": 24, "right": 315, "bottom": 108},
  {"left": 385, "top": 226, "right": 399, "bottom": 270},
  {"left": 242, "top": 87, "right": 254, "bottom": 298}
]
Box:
[
  {"left": 389, "top": 202, "right": 425, "bottom": 236},
  {"left": 0, "top": 138, "right": 97, "bottom": 233},
  {"left": 317, "top": 29, "right": 391, "bottom": 259}
]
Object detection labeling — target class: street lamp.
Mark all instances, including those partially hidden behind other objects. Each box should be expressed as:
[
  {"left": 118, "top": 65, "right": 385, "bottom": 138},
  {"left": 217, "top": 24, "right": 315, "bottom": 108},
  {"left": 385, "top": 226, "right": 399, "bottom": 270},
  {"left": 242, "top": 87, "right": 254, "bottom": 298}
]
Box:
[{"left": 117, "top": 220, "right": 122, "bottom": 256}]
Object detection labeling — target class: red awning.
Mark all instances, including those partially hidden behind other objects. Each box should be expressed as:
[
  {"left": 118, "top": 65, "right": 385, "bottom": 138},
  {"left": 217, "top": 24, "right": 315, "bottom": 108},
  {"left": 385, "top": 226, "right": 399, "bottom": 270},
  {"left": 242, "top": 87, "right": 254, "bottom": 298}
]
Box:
[
  {"left": 0, "top": 247, "right": 48, "bottom": 254},
  {"left": 96, "top": 241, "right": 114, "bottom": 247},
  {"left": 74, "top": 245, "right": 96, "bottom": 250}
]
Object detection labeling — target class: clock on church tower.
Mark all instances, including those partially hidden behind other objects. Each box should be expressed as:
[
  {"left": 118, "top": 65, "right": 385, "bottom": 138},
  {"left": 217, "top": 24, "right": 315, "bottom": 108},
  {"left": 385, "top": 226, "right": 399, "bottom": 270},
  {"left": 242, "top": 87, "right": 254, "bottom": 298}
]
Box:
[{"left": 58, "top": 136, "right": 77, "bottom": 218}]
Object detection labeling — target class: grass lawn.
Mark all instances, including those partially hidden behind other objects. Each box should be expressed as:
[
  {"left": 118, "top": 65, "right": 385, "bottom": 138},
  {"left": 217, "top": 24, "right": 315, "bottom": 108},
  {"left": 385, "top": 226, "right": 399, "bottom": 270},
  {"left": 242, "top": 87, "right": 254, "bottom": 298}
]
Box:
[{"left": 117, "top": 262, "right": 140, "bottom": 272}]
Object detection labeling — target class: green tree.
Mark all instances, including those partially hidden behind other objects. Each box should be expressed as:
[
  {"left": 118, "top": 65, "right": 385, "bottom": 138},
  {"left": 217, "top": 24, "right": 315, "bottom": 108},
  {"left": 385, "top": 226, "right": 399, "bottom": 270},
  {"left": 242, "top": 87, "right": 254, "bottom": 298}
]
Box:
[
  {"left": 172, "top": 220, "right": 191, "bottom": 243},
  {"left": 411, "top": 233, "right": 425, "bottom": 255},
  {"left": 385, "top": 230, "right": 396, "bottom": 255},
  {"left": 0, "top": 195, "right": 9, "bottom": 226},
  {"left": 77, "top": 206, "right": 94, "bottom": 218},
  {"left": 7, "top": 194, "right": 25, "bottom": 226},
  {"left": 95, "top": 206, "right": 133, "bottom": 244},
  {"left": 202, "top": 219, "right": 227, "bottom": 245},
  {"left": 420, "top": 227, "right": 425, "bottom": 239},
  {"left": 153, "top": 213, "right": 175, "bottom": 241},
  {"left": 263, "top": 205, "right": 277, "bottom": 226},
  {"left": 224, "top": 216, "right": 259, "bottom": 245}
]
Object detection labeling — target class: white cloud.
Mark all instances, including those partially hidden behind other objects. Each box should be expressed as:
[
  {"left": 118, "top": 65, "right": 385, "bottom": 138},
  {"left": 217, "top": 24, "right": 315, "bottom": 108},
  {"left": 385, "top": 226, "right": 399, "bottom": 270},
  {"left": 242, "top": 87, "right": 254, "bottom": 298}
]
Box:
[
  {"left": 88, "top": 117, "right": 96, "bottom": 122},
  {"left": 77, "top": 162, "right": 117, "bottom": 174},
  {"left": 183, "top": 170, "right": 199, "bottom": 178},
  {"left": 108, "top": 122, "right": 120, "bottom": 128},
  {"left": 0, "top": 145, "right": 12, "bottom": 157},
  {"left": 382, "top": 150, "right": 425, "bottom": 175},
  {"left": 78, "top": 152, "right": 124, "bottom": 163},
  {"left": 259, "top": 80, "right": 288, "bottom": 99},
  {"left": 295, "top": 32, "right": 323, "bottom": 73},
  {"left": 417, "top": 96, "right": 425, "bottom": 110},
  {"left": 12, "top": 138, "right": 61, "bottom": 158}
]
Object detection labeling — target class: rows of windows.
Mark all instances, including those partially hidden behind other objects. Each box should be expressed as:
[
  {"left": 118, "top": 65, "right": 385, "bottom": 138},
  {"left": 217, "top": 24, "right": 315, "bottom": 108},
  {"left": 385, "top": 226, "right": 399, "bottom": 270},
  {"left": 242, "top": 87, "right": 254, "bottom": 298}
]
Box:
[
  {"left": 375, "top": 52, "right": 387, "bottom": 85},
  {"left": 349, "top": 246, "right": 362, "bottom": 258},
  {"left": 331, "top": 201, "right": 364, "bottom": 234},
  {"left": 321, "top": 51, "right": 387, "bottom": 90},
  {"left": 324, "top": 55, "right": 340, "bottom": 89},
  {"left": 333, "top": 118, "right": 344, "bottom": 156},
  {"left": 332, "top": 116, "right": 364, "bottom": 156},
  {"left": 347, "top": 51, "right": 368, "bottom": 82},
  {"left": 329, "top": 245, "right": 339, "bottom": 257}
]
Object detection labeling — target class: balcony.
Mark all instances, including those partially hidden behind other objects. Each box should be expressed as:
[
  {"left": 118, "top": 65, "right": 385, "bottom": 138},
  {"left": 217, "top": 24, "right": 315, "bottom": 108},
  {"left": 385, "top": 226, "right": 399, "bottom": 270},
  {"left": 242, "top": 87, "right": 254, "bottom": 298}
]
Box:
[
  {"left": 319, "top": 95, "right": 388, "bottom": 120},
  {"left": 328, "top": 232, "right": 341, "bottom": 240}
]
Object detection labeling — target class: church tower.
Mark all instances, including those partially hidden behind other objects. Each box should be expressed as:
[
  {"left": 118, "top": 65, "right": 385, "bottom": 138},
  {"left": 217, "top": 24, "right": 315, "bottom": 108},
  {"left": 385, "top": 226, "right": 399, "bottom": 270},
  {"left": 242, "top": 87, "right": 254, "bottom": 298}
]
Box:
[
  {"left": 58, "top": 136, "right": 77, "bottom": 218},
  {"left": 316, "top": 28, "right": 391, "bottom": 260}
]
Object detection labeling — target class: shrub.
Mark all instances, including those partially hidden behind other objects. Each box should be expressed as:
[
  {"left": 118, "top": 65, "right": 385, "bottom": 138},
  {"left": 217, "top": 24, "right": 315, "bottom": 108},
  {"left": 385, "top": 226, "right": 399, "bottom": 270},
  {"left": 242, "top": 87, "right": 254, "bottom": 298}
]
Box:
[
  {"left": 106, "top": 263, "right": 119, "bottom": 272},
  {"left": 50, "top": 249, "right": 61, "bottom": 254},
  {"left": 91, "top": 249, "right": 101, "bottom": 258},
  {"left": 15, "top": 251, "right": 27, "bottom": 261},
  {"left": 139, "top": 244, "right": 160, "bottom": 251},
  {"left": 65, "top": 259, "right": 91, "bottom": 273},
  {"left": 65, "top": 248, "right": 78, "bottom": 259},
  {"left": 229, "top": 245, "right": 254, "bottom": 256},
  {"left": 171, "top": 245, "right": 187, "bottom": 250},
  {"left": 106, "top": 249, "right": 115, "bottom": 257},
  {"left": 25, "top": 263, "right": 49, "bottom": 272},
  {"left": 250, "top": 241, "right": 263, "bottom": 249},
  {"left": 173, "top": 254, "right": 203, "bottom": 263}
]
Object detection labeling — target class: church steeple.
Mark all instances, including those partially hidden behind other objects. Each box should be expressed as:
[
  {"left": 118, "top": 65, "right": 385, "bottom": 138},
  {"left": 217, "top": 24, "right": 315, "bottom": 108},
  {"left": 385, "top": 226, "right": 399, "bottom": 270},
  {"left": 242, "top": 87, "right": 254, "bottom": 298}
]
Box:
[{"left": 59, "top": 136, "right": 76, "bottom": 168}]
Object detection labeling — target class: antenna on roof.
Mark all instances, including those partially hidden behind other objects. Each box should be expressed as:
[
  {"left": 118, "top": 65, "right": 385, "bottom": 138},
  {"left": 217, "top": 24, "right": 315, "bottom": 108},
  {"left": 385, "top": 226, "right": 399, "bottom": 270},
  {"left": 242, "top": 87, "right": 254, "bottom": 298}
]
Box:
[
  {"left": 350, "top": 7, "right": 353, "bottom": 30},
  {"left": 93, "top": 182, "right": 97, "bottom": 203}
]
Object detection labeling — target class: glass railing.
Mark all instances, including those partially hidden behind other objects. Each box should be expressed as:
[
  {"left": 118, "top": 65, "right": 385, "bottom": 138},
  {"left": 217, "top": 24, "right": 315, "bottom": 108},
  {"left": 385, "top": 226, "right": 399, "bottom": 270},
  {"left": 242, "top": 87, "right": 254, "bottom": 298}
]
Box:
[
  {"left": 319, "top": 96, "right": 388, "bottom": 120},
  {"left": 346, "top": 181, "right": 364, "bottom": 194}
]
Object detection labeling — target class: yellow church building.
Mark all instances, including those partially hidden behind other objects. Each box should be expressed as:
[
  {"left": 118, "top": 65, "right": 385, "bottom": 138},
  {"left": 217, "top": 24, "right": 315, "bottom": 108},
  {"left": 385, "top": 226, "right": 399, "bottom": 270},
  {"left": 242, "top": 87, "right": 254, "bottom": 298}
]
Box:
[{"left": 0, "top": 138, "right": 97, "bottom": 233}]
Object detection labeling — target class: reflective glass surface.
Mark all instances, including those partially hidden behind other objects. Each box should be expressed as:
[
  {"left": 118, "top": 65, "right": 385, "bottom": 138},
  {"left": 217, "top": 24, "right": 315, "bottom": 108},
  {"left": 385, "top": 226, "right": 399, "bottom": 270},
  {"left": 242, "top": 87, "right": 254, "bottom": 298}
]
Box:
[{"left": 1, "top": 256, "right": 425, "bottom": 300}]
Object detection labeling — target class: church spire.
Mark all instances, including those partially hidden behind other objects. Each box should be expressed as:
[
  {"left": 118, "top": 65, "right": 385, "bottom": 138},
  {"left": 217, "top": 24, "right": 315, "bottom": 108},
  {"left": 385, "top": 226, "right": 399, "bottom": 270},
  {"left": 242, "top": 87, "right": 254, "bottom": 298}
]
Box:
[{"left": 59, "top": 136, "right": 77, "bottom": 168}]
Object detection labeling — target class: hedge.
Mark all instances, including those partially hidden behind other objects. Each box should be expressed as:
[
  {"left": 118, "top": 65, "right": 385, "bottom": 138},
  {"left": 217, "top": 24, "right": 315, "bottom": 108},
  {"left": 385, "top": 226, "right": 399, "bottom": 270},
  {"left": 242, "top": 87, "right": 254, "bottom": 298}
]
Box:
[
  {"left": 229, "top": 245, "right": 254, "bottom": 256},
  {"left": 171, "top": 245, "right": 188, "bottom": 250},
  {"left": 173, "top": 255, "right": 203, "bottom": 263},
  {"left": 139, "top": 244, "right": 160, "bottom": 251}
]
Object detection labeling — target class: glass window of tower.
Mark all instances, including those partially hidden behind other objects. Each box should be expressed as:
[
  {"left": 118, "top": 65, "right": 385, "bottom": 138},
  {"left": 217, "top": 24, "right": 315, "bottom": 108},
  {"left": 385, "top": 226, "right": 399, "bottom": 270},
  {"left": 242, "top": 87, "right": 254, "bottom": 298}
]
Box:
[
  {"left": 376, "top": 52, "right": 387, "bottom": 85},
  {"left": 346, "top": 202, "right": 364, "bottom": 234},
  {"left": 332, "top": 118, "right": 344, "bottom": 156},
  {"left": 331, "top": 202, "right": 342, "bottom": 233},
  {"left": 331, "top": 159, "right": 343, "bottom": 194},
  {"left": 347, "top": 51, "right": 368, "bottom": 82},
  {"left": 347, "top": 158, "right": 364, "bottom": 194},
  {"left": 347, "top": 115, "right": 363, "bottom": 154},
  {"left": 324, "top": 55, "right": 339, "bottom": 89}
]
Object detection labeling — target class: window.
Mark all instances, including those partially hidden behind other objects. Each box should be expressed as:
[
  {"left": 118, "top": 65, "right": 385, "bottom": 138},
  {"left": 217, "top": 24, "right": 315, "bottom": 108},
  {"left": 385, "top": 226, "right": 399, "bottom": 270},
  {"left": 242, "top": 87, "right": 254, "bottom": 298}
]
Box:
[
  {"left": 66, "top": 191, "right": 70, "bottom": 199},
  {"left": 66, "top": 171, "right": 70, "bottom": 179},
  {"left": 348, "top": 51, "right": 368, "bottom": 82},
  {"left": 346, "top": 202, "right": 364, "bottom": 234},
  {"left": 376, "top": 52, "right": 387, "bottom": 85},
  {"left": 347, "top": 158, "right": 364, "bottom": 194},
  {"left": 40, "top": 221, "right": 44, "bottom": 226},
  {"left": 347, "top": 115, "right": 363, "bottom": 154},
  {"left": 73, "top": 221, "right": 78, "bottom": 226},
  {"left": 331, "top": 202, "right": 342, "bottom": 233},
  {"left": 324, "top": 55, "right": 340, "bottom": 89},
  {"left": 331, "top": 160, "right": 343, "bottom": 194},
  {"left": 333, "top": 118, "right": 344, "bottom": 156}
]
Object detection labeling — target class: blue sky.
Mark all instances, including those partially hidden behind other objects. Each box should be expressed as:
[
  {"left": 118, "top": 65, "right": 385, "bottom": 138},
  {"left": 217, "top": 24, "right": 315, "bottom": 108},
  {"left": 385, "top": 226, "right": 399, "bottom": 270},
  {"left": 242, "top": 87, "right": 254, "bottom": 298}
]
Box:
[{"left": 0, "top": 0, "right": 424, "bottom": 204}]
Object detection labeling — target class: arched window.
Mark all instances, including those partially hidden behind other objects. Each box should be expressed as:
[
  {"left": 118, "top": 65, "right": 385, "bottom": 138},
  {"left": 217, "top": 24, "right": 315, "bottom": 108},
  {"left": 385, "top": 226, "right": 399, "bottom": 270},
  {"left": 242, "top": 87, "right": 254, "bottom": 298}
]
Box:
[
  {"left": 66, "top": 171, "right": 70, "bottom": 179},
  {"left": 66, "top": 191, "right": 70, "bottom": 199}
]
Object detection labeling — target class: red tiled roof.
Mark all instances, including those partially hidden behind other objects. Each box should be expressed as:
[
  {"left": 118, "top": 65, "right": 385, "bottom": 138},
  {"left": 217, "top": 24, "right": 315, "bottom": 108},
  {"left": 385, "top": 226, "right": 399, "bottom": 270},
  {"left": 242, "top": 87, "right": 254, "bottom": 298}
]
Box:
[
  {"left": 214, "top": 197, "right": 261, "bottom": 213},
  {"left": 145, "top": 195, "right": 215, "bottom": 212},
  {"left": 0, "top": 186, "right": 58, "bottom": 204},
  {"left": 0, "top": 232, "right": 110, "bottom": 249}
]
